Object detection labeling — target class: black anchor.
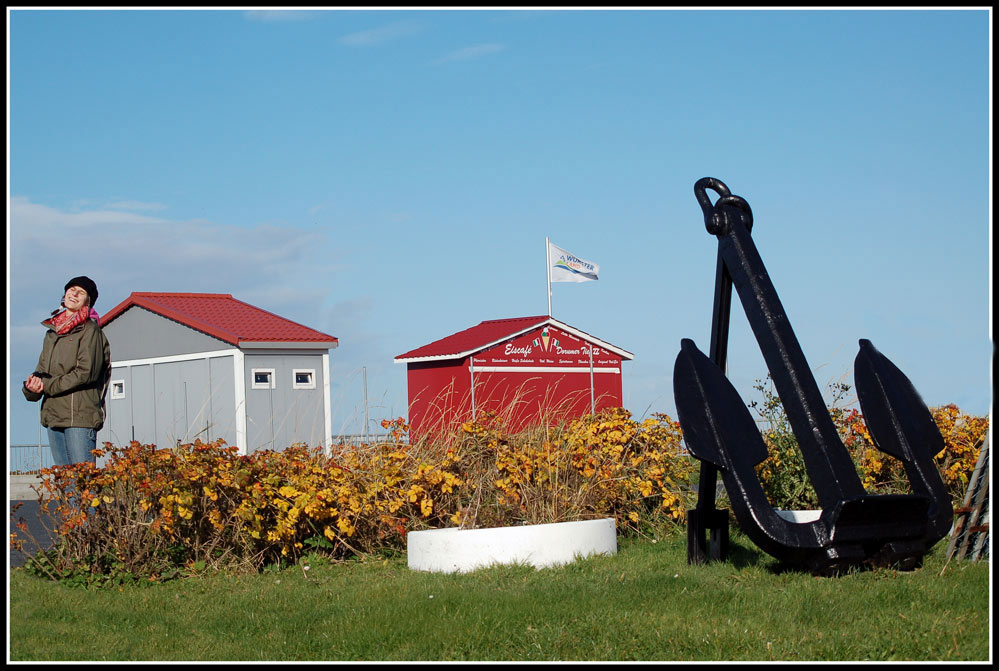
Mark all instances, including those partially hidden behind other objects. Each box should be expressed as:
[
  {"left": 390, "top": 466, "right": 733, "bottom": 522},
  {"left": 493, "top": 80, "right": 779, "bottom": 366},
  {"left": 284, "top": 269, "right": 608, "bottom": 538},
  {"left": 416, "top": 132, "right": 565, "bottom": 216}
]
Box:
[{"left": 673, "top": 177, "right": 953, "bottom": 575}]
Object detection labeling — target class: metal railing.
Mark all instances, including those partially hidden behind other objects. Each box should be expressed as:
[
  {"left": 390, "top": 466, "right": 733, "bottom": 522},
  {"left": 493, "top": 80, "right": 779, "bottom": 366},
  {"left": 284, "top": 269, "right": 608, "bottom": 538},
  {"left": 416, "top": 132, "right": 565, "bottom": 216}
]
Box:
[
  {"left": 329, "top": 433, "right": 395, "bottom": 447},
  {"left": 9, "top": 444, "right": 53, "bottom": 474},
  {"left": 9, "top": 435, "right": 397, "bottom": 475}
]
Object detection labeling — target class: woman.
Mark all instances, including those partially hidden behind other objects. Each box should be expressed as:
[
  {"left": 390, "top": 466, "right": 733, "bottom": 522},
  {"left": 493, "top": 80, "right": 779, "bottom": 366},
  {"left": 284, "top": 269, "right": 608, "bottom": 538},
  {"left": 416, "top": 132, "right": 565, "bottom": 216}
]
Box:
[{"left": 23, "top": 276, "right": 112, "bottom": 466}]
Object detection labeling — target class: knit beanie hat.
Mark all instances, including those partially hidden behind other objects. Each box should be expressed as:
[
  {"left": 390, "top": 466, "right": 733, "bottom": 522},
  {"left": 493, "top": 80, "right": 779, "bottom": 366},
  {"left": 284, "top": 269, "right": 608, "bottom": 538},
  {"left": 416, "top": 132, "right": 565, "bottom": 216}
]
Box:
[{"left": 65, "top": 276, "right": 99, "bottom": 307}]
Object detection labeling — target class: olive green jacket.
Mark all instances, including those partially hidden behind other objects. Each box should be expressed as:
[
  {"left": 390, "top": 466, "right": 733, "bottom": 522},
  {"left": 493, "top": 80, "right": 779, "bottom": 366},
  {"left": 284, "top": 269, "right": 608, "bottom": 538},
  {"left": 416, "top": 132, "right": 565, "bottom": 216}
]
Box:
[{"left": 22, "top": 317, "right": 112, "bottom": 430}]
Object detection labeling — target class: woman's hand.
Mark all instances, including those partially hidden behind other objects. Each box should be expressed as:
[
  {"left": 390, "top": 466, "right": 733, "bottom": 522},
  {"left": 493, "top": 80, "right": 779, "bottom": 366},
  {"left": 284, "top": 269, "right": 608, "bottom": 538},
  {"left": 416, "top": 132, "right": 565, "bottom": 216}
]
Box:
[{"left": 25, "top": 375, "right": 44, "bottom": 394}]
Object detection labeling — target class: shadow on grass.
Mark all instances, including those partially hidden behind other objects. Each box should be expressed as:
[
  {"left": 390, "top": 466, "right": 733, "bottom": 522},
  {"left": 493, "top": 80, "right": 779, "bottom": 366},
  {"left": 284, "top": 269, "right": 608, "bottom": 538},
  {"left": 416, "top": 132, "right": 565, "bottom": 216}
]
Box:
[
  {"left": 721, "top": 528, "right": 938, "bottom": 578},
  {"left": 723, "top": 534, "right": 771, "bottom": 570}
]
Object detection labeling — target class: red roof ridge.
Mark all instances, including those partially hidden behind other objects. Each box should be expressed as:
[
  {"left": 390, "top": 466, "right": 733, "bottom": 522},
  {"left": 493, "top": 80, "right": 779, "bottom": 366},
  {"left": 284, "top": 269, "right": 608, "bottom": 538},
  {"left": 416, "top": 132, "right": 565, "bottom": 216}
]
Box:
[
  {"left": 130, "top": 291, "right": 234, "bottom": 298},
  {"left": 480, "top": 315, "right": 549, "bottom": 324},
  {"left": 394, "top": 315, "right": 637, "bottom": 363}
]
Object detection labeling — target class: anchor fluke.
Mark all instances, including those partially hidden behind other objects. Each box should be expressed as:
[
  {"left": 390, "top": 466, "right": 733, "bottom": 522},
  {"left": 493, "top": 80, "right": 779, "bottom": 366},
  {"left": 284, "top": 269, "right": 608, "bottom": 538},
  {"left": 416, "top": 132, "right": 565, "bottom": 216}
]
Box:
[
  {"left": 854, "top": 338, "right": 954, "bottom": 545},
  {"left": 674, "top": 338, "right": 768, "bottom": 473}
]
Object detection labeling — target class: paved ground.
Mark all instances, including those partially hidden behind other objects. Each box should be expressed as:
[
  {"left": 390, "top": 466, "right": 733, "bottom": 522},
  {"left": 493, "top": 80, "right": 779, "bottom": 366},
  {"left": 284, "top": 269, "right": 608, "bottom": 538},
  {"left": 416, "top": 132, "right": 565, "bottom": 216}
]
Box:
[
  {"left": 10, "top": 473, "right": 42, "bottom": 500},
  {"left": 9, "top": 499, "right": 57, "bottom": 569},
  {"left": 9, "top": 475, "right": 56, "bottom": 569}
]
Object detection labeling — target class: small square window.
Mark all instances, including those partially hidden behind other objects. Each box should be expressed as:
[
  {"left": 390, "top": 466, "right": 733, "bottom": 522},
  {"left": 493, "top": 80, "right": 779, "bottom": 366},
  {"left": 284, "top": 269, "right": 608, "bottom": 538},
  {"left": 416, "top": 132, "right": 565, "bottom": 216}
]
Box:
[
  {"left": 110, "top": 380, "right": 126, "bottom": 399},
  {"left": 252, "top": 368, "right": 276, "bottom": 389},
  {"left": 293, "top": 369, "right": 316, "bottom": 390}
]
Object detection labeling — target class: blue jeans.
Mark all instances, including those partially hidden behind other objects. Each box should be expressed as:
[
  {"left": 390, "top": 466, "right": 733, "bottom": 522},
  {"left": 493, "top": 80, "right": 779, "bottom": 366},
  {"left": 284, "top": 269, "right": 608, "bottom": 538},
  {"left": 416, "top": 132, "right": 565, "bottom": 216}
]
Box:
[{"left": 48, "top": 427, "right": 97, "bottom": 466}]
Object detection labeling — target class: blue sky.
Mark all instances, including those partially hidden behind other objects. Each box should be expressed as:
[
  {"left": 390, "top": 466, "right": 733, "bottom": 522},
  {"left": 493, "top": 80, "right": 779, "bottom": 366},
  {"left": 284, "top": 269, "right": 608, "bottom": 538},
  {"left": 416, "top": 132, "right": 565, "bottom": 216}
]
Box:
[{"left": 7, "top": 8, "right": 992, "bottom": 446}]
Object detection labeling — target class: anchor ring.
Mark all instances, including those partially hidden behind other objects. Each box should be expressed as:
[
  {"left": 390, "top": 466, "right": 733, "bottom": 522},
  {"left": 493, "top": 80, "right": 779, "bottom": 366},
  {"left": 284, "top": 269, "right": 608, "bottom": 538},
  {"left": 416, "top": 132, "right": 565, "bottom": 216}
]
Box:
[{"left": 694, "top": 177, "right": 753, "bottom": 235}]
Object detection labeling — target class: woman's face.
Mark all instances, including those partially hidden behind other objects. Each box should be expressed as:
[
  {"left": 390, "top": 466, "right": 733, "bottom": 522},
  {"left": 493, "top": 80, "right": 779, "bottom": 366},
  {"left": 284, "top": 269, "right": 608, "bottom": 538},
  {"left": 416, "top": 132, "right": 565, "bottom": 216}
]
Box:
[{"left": 63, "top": 286, "right": 90, "bottom": 312}]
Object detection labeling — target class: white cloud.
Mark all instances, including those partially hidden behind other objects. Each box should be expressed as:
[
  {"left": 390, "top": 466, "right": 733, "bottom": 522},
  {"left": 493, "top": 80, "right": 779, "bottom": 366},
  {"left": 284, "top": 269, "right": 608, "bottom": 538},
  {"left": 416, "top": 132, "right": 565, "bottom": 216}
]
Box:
[
  {"left": 338, "top": 21, "right": 424, "bottom": 47},
  {"left": 8, "top": 195, "right": 341, "bottom": 332},
  {"left": 9, "top": 196, "right": 169, "bottom": 229},
  {"left": 433, "top": 43, "right": 506, "bottom": 65}
]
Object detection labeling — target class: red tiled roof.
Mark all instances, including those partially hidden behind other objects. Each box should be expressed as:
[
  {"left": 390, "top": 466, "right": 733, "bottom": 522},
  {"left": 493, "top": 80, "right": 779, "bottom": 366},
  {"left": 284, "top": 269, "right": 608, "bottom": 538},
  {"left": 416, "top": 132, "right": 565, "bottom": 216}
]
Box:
[
  {"left": 101, "top": 292, "right": 338, "bottom": 347},
  {"left": 395, "top": 315, "right": 633, "bottom": 362}
]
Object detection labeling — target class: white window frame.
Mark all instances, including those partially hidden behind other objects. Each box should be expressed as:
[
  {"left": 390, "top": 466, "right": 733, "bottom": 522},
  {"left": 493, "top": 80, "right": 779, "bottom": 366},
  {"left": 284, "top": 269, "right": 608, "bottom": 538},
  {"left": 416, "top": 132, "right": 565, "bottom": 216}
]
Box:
[
  {"left": 110, "top": 379, "right": 126, "bottom": 399},
  {"left": 251, "top": 368, "right": 276, "bottom": 389},
  {"left": 292, "top": 368, "right": 316, "bottom": 390}
]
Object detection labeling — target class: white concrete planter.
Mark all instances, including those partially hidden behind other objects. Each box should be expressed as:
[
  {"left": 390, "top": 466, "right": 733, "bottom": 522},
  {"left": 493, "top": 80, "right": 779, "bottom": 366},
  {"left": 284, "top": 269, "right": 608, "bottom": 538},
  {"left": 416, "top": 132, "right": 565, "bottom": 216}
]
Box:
[
  {"left": 407, "top": 517, "right": 618, "bottom": 574},
  {"left": 775, "top": 509, "right": 822, "bottom": 523}
]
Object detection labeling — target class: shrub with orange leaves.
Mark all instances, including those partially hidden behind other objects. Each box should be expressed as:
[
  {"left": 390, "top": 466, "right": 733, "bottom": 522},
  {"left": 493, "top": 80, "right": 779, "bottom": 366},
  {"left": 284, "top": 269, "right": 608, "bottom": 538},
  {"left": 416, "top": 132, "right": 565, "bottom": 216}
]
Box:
[
  {"left": 449, "top": 407, "right": 695, "bottom": 537},
  {"left": 564, "top": 408, "right": 695, "bottom": 535},
  {"left": 11, "top": 391, "right": 984, "bottom": 587},
  {"left": 752, "top": 375, "right": 989, "bottom": 510},
  {"left": 841, "top": 403, "right": 989, "bottom": 502},
  {"left": 11, "top": 408, "right": 696, "bottom": 584},
  {"left": 13, "top": 440, "right": 250, "bottom": 583}
]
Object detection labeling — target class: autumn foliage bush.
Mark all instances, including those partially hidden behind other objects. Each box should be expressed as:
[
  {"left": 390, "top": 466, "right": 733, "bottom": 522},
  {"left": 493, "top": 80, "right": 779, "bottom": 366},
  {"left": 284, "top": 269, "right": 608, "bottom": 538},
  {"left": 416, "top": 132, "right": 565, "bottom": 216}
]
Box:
[
  {"left": 753, "top": 376, "right": 989, "bottom": 512},
  {"left": 838, "top": 403, "right": 990, "bottom": 503},
  {"left": 11, "top": 408, "right": 696, "bottom": 584},
  {"left": 13, "top": 393, "right": 987, "bottom": 586},
  {"left": 452, "top": 408, "right": 694, "bottom": 535}
]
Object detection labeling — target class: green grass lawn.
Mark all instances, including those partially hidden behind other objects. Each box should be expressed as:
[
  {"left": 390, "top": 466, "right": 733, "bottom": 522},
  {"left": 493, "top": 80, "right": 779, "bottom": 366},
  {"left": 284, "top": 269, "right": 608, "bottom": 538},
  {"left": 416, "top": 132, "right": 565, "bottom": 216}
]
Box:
[{"left": 8, "top": 532, "right": 990, "bottom": 662}]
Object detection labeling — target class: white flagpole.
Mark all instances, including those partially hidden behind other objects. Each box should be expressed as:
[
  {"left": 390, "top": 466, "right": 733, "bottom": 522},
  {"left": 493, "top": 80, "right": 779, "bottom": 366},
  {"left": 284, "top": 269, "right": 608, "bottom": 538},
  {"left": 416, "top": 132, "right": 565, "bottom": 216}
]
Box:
[
  {"left": 589, "top": 344, "right": 595, "bottom": 414},
  {"left": 546, "top": 236, "right": 552, "bottom": 316},
  {"left": 469, "top": 357, "right": 476, "bottom": 419}
]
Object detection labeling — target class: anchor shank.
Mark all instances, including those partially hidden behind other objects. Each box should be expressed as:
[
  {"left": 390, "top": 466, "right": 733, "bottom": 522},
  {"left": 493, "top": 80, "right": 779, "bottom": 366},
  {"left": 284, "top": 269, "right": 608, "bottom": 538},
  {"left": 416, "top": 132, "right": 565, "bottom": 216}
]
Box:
[{"left": 717, "top": 218, "right": 866, "bottom": 506}]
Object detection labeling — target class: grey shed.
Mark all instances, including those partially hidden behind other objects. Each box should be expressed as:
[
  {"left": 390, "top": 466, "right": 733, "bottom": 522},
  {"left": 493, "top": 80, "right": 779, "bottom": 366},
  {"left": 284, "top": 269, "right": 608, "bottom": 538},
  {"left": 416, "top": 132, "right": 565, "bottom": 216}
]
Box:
[{"left": 96, "top": 292, "right": 339, "bottom": 455}]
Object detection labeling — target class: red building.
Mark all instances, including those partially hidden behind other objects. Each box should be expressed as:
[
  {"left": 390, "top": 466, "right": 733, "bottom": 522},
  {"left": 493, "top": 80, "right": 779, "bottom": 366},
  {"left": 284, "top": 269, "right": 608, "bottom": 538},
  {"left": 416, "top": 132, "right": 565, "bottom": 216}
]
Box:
[{"left": 395, "top": 316, "right": 633, "bottom": 440}]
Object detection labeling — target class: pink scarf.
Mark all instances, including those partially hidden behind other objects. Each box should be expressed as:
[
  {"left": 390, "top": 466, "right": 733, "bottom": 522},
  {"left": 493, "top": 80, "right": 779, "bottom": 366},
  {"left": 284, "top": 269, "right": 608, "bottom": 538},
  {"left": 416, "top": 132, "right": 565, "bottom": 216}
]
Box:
[{"left": 48, "top": 307, "right": 92, "bottom": 335}]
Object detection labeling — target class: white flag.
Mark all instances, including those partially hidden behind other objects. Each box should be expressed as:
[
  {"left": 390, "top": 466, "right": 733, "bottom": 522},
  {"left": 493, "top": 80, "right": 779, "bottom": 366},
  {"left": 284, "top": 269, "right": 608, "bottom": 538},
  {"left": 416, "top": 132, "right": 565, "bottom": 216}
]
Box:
[{"left": 548, "top": 241, "right": 599, "bottom": 282}]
